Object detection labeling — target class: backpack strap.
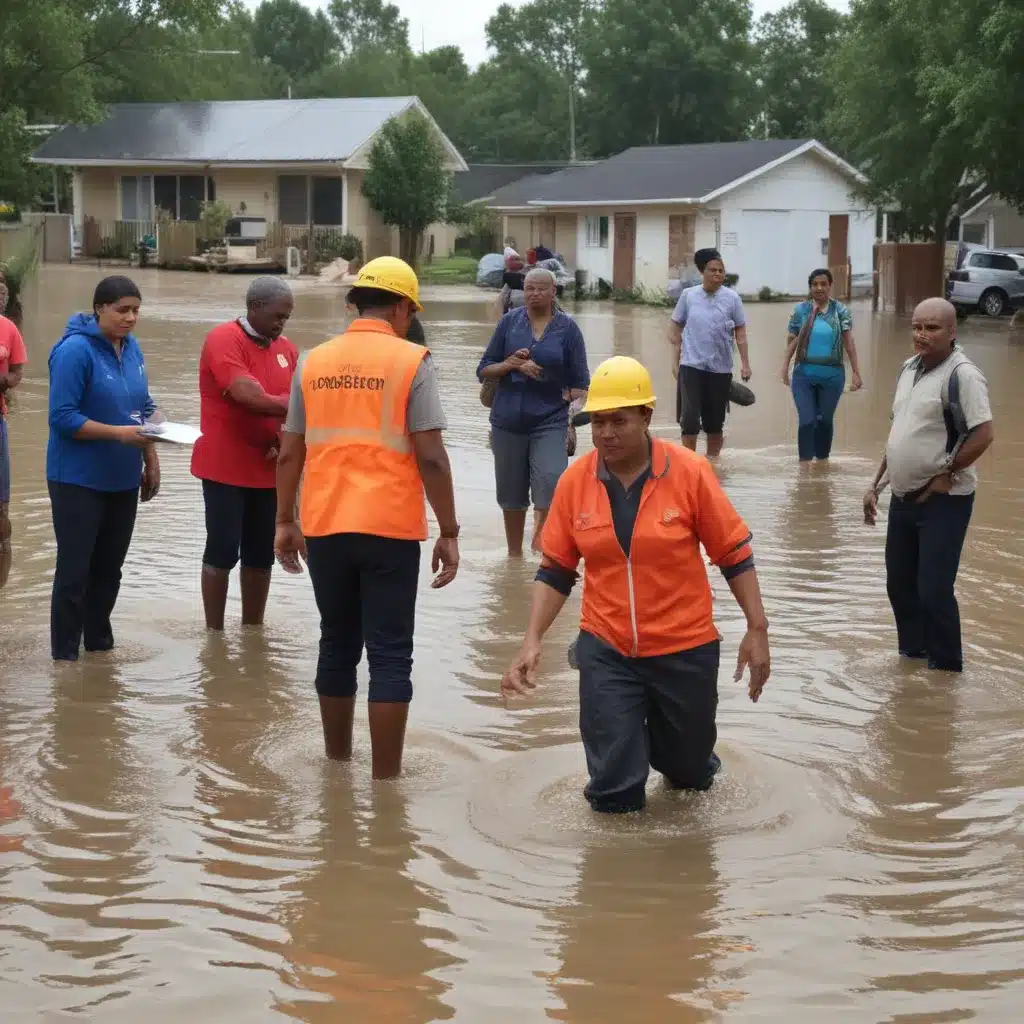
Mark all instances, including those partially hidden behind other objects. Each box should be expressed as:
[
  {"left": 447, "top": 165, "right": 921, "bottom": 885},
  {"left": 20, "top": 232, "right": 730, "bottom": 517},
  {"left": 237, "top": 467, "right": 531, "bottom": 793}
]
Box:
[{"left": 941, "top": 358, "right": 970, "bottom": 456}]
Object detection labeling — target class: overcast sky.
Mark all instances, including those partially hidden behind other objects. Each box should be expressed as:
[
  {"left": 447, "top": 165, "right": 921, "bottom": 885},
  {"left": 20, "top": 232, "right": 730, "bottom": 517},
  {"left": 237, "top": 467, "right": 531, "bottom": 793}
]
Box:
[{"left": 242, "top": 0, "right": 850, "bottom": 68}]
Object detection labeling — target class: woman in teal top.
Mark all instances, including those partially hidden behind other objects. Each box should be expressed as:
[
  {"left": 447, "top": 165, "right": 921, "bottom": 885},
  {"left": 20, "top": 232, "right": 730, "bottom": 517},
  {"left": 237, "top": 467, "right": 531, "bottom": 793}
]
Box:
[{"left": 780, "top": 268, "right": 863, "bottom": 461}]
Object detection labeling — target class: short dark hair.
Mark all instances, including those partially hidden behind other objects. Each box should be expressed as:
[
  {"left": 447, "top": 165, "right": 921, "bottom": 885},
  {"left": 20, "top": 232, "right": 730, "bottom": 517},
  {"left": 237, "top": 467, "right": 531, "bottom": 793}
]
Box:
[
  {"left": 347, "top": 285, "right": 403, "bottom": 314},
  {"left": 808, "top": 268, "right": 833, "bottom": 287},
  {"left": 694, "top": 248, "right": 723, "bottom": 272},
  {"left": 93, "top": 275, "right": 141, "bottom": 314},
  {"left": 406, "top": 315, "right": 426, "bottom": 345}
]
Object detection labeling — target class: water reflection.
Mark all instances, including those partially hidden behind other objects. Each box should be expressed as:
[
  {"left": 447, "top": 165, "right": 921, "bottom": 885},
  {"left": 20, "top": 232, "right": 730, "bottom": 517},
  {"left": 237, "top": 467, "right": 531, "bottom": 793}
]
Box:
[
  {"left": 277, "top": 783, "right": 456, "bottom": 1023},
  {"left": 551, "top": 829, "right": 722, "bottom": 1022}
]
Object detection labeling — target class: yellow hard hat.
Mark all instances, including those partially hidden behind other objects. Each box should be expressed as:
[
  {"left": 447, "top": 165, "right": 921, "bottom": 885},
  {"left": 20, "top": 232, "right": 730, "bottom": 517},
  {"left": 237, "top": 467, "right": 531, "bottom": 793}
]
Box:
[
  {"left": 582, "top": 356, "right": 657, "bottom": 413},
  {"left": 352, "top": 256, "right": 423, "bottom": 311}
]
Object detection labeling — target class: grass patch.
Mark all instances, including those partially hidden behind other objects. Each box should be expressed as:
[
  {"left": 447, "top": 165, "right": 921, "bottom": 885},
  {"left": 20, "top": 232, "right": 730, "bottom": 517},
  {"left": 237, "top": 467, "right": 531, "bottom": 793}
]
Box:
[{"left": 418, "top": 255, "right": 478, "bottom": 285}]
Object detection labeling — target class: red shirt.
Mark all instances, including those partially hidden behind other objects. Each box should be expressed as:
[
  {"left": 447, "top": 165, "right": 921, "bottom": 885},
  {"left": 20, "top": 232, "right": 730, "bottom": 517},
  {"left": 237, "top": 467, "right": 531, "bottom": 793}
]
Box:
[
  {"left": 0, "top": 316, "right": 28, "bottom": 417},
  {"left": 190, "top": 320, "right": 298, "bottom": 488}
]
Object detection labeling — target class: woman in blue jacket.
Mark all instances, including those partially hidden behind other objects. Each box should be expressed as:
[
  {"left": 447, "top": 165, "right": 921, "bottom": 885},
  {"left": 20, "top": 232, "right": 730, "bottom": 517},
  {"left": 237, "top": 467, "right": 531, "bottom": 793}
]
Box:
[
  {"left": 780, "top": 268, "right": 863, "bottom": 462},
  {"left": 47, "top": 276, "right": 161, "bottom": 661}
]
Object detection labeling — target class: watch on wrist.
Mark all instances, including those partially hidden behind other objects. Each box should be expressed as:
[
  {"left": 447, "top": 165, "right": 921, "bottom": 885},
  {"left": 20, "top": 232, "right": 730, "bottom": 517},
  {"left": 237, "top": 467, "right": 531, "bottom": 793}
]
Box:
[{"left": 441, "top": 524, "right": 460, "bottom": 539}]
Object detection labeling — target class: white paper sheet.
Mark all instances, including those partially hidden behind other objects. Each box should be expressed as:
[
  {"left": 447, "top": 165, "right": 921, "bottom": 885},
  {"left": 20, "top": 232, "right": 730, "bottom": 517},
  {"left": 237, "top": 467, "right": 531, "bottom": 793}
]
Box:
[{"left": 140, "top": 421, "right": 201, "bottom": 446}]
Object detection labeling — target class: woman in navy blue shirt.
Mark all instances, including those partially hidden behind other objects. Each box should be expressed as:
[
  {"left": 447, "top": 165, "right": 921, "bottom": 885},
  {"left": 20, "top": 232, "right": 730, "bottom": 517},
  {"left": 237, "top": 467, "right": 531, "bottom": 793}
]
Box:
[
  {"left": 47, "top": 275, "right": 160, "bottom": 661},
  {"left": 477, "top": 268, "right": 590, "bottom": 556}
]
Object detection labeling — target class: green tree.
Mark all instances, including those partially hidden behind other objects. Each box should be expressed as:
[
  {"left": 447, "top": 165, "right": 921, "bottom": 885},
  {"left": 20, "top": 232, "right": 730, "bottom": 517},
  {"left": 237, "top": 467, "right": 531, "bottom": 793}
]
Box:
[
  {"left": 252, "top": 0, "right": 338, "bottom": 81},
  {"left": 752, "top": 0, "right": 848, "bottom": 143},
  {"left": 923, "top": 0, "right": 1023, "bottom": 209},
  {"left": 828, "top": 0, "right": 975, "bottom": 239},
  {"left": 362, "top": 113, "right": 451, "bottom": 266},
  {"left": 485, "top": 0, "right": 596, "bottom": 161},
  {"left": 0, "top": 0, "right": 226, "bottom": 204},
  {"left": 329, "top": 0, "right": 409, "bottom": 55},
  {"left": 582, "top": 0, "right": 754, "bottom": 157}
]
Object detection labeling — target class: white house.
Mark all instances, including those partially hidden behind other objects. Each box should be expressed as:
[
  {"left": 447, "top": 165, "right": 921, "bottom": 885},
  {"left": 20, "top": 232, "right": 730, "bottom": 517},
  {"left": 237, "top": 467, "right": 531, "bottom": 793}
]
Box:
[
  {"left": 958, "top": 194, "right": 1024, "bottom": 250},
  {"left": 487, "top": 139, "right": 875, "bottom": 297},
  {"left": 31, "top": 97, "right": 468, "bottom": 261}
]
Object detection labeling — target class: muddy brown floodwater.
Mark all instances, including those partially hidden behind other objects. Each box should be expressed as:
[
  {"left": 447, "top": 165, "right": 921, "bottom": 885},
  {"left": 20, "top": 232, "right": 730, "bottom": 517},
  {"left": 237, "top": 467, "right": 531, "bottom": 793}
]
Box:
[{"left": 1, "top": 264, "right": 1023, "bottom": 1022}]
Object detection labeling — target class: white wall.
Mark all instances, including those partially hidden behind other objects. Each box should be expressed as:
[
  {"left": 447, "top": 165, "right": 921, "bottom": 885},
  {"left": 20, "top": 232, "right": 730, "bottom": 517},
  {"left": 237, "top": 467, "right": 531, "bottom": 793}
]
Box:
[
  {"left": 716, "top": 150, "right": 875, "bottom": 295},
  {"left": 575, "top": 212, "right": 614, "bottom": 285}
]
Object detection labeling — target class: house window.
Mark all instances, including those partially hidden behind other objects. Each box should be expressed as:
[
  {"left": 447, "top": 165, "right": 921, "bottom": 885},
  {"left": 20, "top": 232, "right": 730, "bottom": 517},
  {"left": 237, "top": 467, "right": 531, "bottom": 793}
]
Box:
[
  {"left": 312, "top": 177, "right": 343, "bottom": 226},
  {"left": 151, "top": 175, "right": 214, "bottom": 221},
  {"left": 278, "top": 175, "right": 344, "bottom": 226},
  {"left": 961, "top": 223, "right": 987, "bottom": 245},
  {"left": 585, "top": 215, "right": 609, "bottom": 248},
  {"left": 120, "top": 175, "right": 153, "bottom": 220}
]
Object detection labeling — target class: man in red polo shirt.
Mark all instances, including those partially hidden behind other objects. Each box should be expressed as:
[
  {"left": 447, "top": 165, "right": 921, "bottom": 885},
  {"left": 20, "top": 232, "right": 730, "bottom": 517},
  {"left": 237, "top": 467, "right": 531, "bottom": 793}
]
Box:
[{"left": 191, "top": 277, "right": 298, "bottom": 630}]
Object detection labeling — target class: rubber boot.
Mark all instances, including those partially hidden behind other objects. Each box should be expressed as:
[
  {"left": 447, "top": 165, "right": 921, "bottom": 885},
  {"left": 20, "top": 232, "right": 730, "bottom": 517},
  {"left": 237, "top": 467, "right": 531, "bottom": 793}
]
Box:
[
  {"left": 201, "top": 565, "right": 230, "bottom": 631},
  {"left": 240, "top": 566, "right": 272, "bottom": 626},
  {"left": 367, "top": 701, "right": 409, "bottom": 779},
  {"left": 0, "top": 504, "right": 10, "bottom": 556},
  {"left": 318, "top": 695, "right": 355, "bottom": 761}
]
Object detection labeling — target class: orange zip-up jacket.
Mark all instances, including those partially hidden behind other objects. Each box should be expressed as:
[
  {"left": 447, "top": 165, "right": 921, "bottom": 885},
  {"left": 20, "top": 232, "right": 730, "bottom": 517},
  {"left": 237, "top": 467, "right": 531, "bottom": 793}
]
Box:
[
  {"left": 300, "top": 320, "right": 427, "bottom": 540},
  {"left": 541, "top": 438, "right": 753, "bottom": 657}
]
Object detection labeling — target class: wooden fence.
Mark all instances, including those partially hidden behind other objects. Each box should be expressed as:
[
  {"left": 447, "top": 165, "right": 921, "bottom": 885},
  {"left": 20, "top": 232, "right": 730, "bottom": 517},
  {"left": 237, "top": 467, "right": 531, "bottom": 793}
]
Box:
[
  {"left": 157, "top": 222, "right": 198, "bottom": 266},
  {"left": 828, "top": 260, "right": 852, "bottom": 301},
  {"left": 873, "top": 242, "right": 944, "bottom": 315},
  {"left": 82, "top": 218, "right": 158, "bottom": 259},
  {"left": 258, "top": 225, "right": 359, "bottom": 269}
]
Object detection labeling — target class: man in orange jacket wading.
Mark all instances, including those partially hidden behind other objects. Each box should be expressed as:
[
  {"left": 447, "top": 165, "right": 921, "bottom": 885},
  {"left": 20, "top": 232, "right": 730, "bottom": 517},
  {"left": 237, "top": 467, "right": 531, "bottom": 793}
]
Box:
[
  {"left": 502, "top": 356, "right": 771, "bottom": 812},
  {"left": 274, "top": 257, "right": 460, "bottom": 779}
]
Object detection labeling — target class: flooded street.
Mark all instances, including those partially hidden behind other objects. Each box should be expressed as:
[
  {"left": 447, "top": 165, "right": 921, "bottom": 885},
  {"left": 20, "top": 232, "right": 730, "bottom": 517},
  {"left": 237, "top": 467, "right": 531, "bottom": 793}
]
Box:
[{"left": 1, "top": 264, "right": 1023, "bottom": 1022}]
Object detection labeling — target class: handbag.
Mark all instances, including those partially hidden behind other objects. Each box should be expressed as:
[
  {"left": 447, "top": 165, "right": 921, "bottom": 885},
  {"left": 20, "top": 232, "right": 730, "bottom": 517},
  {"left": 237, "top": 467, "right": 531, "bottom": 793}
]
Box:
[{"left": 480, "top": 379, "right": 497, "bottom": 408}]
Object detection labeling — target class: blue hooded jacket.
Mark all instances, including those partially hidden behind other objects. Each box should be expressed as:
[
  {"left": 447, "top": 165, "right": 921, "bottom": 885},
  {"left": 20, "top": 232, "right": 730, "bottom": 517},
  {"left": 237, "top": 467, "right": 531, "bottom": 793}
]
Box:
[{"left": 47, "top": 313, "right": 156, "bottom": 491}]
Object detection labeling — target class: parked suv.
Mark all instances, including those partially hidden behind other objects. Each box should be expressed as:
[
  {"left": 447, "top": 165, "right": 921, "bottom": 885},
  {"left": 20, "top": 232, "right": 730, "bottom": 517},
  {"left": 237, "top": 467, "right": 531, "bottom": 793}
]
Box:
[{"left": 947, "top": 245, "right": 1024, "bottom": 317}]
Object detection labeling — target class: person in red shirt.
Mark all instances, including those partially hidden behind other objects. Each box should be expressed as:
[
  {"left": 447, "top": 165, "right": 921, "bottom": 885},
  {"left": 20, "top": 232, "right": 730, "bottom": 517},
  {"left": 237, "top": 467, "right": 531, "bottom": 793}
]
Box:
[
  {"left": 191, "top": 277, "right": 298, "bottom": 630},
  {"left": 0, "top": 269, "right": 28, "bottom": 557}
]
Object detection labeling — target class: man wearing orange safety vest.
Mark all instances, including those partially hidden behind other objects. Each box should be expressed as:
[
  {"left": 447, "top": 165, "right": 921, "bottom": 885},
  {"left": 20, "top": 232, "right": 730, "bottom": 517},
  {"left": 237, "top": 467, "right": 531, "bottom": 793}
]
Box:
[
  {"left": 274, "top": 257, "right": 460, "bottom": 780},
  {"left": 502, "top": 356, "right": 771, "bottom": 813}
]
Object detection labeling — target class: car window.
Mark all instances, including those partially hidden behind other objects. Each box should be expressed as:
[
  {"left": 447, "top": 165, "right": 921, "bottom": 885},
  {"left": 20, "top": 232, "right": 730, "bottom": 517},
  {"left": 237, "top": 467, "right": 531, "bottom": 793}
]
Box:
[{"left": 968, "top": 252, "right": 1019, "bottom": 271}]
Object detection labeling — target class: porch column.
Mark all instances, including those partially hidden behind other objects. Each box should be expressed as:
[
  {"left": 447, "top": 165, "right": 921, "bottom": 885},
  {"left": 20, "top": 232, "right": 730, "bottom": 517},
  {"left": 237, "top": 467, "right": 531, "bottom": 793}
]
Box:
[
  {"left": 341, "top": 170, "right": 349, "bottom": 233},
  {"left": 881, "top": 211, "right": 889, "bottom": 243},
  {"left": 987, "top": 214, "right": 995, "bottom": 248},
  {"left": 72, "top": 168, "right": 84, "bottom": 245}
]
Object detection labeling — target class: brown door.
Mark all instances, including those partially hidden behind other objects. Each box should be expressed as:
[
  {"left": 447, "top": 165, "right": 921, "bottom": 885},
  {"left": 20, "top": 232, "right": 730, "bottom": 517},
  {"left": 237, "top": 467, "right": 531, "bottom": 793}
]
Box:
[
  {"left": 668, "top": 213, "right": 696, "bottom": 272},
  {"left": 828, "top": 214, "right": 849, "bottom": 266},
  {"left": 613, "top": 214, "right": 636, "bottom": 290},
  {"left": 539, "top": 215, "right": 556, "bottom": 250}
]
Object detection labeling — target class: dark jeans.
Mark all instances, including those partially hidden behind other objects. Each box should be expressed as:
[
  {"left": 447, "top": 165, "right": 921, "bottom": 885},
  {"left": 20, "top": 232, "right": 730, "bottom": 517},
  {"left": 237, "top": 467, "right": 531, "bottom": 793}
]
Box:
[
  {"left": 200, "top": 479, "right": 277, "bottom": 571},
  {"left": 885, "top": 492, "right": 974, "bottom": 672},
  {"left": 305, "top": 533, "right": 421, "bottom": 703},
  {"left": 791, "top": 366, "right": 844, "bottom": 460},
  {"left": 49, "top": 481, "right": 139, "bottom": 661},
  {"left": 576, "top": 631, "right": 721, "bottom": 813}
]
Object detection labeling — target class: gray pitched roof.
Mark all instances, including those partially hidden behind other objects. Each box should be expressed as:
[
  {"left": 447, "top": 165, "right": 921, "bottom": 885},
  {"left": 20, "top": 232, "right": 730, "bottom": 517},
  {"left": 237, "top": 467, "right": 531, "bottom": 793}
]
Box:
[
  {"left": 452, "top": 163, "right": 573, "bottom": 203},
  {"left": 32, "top": 97, "right": 421, "bottom": 164},
  {"left": 489, "top": 139, "right": 830, "bottom": 206}
]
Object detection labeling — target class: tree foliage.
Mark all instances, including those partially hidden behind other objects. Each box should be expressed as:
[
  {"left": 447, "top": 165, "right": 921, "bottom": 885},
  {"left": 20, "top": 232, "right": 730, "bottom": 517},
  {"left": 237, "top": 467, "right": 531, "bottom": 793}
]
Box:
[
  {"left": 827, "top": 0, "right": 975, "bottom": 238},
  {"left": 583, "top": 0, "right": 753, "bottom": 157},
  {"left": 362, "top": 114, "right": 452, "bottom": 266},
  {"left": 752, "top": 0, "right": 847, "bottom": 144},
  {"left": 252, "top": 0, "right": 338, "bottom": 81},
  {"left": 329, "top": 0, "right": 410, "bottom": 56}
]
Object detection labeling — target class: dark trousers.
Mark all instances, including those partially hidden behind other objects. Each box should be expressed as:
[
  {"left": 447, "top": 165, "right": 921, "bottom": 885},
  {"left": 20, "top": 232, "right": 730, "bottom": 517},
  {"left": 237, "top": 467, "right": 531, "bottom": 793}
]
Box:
[
  {"left": 791, "top": 367, "right": 844, "bottom": 460},
  {"left": 576, "top": 631, "right": 720, "bottom": 812},
  {"left": 305, "top": 533, "right": 421, "bottom": 703},
  {"left": 885, "top": 493, "right": 974, "bottom": 672},
  {"left": 49, "top": 481, "right": 139, "bottom": 661}
]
